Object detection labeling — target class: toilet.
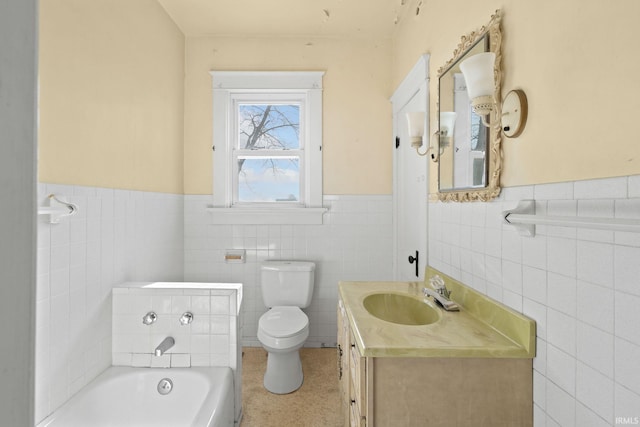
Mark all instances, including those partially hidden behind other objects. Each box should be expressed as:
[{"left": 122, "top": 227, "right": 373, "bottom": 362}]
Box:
[{"left": 257, "top": 260, "right": 315, "bottom": 394}]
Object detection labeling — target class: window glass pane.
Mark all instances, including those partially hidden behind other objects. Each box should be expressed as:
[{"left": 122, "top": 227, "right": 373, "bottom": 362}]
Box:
[
  {"left": 469, "top": 107, "right": 486, "bottom": 151},
  {"left": 237, "top": 157, "right": 300, "bottom": 202},
  {"left": 238, "top": 104, "right": 300, "bottom": 150}
]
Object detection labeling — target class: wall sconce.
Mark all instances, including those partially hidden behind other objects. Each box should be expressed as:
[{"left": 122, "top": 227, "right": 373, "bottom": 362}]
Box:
[
  {"left": 439, "top": 112, "right": 457, "bottom": 149},
  {"left": 429, "top": 112, "right": 457, "bottom": 162},
  {"left": 460, "top": 52, "right": 528, "bottom": 138},
  {"left": 406, "top": 111, "right": 429, "bottom": 156}
]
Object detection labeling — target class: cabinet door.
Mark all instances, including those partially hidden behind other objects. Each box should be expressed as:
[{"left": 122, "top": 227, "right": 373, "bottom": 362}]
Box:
[
  {"left": 349, "top": 342, "right": 365, "bottom": 411},
  {"left": 349, "top": 335, "right": 367, "bottom": 426},
  {"left": 349, "top": 393, "right": 367, "bottom": 427},
  {"left": 337, "top": 300, "right": 351, "bottom": 426}
]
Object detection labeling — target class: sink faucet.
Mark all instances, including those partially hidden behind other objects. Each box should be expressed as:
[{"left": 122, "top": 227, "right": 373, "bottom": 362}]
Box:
[
  {"left": 423, "top": 287, "right": 460, "bottom": 311},
  {"left": 155, "top": 337, "right": 175, "bottom": 356}
]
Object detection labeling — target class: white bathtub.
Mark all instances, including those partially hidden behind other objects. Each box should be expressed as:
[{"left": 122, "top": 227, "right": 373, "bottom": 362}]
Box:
[{"left": 37, "top": 367, "right": 234, "bottom": 427}]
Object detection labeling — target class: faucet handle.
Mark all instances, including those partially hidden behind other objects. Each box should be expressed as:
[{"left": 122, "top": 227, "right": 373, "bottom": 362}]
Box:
[
  {"left": 429, "top": 275, "right": 445, "bottom": 289},
  {"left": 429, "top": 275, "right": 451, "bottom": 299},
  {"left": 179, "top": 312, "right": 193, "bottom": 326},
  {"left": 439, "top": 287, "right": 452, "bottom": 299},
  {"left": 422, "top": 286, "right": 459, "bottom": 311},
  {"left": 142, "top": 311, "right": 157, "bottom": 325}
]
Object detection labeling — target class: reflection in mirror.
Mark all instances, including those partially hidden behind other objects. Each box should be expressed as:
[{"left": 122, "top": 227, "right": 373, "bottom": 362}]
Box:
[
  {"left": 438, "top": 36, "right": 488, "bottom": 191},
  {"left": 436, "top": 10, "right": 502, "bottom": 202}
]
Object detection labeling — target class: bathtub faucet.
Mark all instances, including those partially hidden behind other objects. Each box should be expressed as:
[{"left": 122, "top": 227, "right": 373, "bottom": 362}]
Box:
[{"left": 154, "top": 337, "right": 175, "bottom": 356}]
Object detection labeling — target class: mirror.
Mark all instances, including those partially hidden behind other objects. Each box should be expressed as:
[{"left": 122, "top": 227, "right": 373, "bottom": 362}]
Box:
[{"left": 436, "top": 10, "right": 503, "bottom": 202}]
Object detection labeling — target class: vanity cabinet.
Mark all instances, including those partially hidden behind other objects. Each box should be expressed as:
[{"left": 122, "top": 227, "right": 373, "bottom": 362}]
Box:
[
  {"left": 337, "top": 296, "right": 533, "bottom": 427},
  {"left": 349, "top": 330, "right": 367, "bottom": 426},
  {"left": 337, "top": 299, "right": 351, "bottom": 425},
  {"left": 338, "top": 299, "right": 369, "bottom": 426}
]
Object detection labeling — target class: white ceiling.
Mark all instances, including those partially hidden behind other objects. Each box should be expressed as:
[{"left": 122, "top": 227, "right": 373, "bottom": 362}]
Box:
[{"left": 156, "top": 0, "right": 411, "bottom": 38}]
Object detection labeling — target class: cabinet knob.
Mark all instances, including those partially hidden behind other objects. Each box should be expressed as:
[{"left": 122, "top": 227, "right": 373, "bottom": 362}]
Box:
[{"left": 351, "top": 399, "right": 356, "bottom": 405}]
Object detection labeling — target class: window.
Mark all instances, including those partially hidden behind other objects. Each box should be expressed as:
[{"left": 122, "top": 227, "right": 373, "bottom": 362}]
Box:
[
  {"left": 210, "top": 71, "right": 325, "bottom": 224},
  {"left": 234, "top": 98, "right": 303, "bottom": 204}
]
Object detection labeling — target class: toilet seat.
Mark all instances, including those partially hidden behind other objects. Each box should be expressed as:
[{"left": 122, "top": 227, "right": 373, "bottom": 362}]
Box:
[{"left": 259, "top": 306, "right": 308, "bottom": 338}]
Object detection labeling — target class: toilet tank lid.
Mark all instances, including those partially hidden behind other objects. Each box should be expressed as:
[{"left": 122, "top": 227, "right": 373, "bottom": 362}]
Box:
[{"left": 261, "top": 261, "right": 316, "bottom": 272}]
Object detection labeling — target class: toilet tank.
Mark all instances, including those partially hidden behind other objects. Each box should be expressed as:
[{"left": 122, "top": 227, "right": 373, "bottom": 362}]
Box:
[{"left": 260, "top": 261, "right": 316, "bottom": 308}]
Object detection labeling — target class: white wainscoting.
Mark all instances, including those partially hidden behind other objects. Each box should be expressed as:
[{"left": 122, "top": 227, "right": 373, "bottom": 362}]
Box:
[
  {"left": 35, "top": 183, "right": 184, "bottom": 424},
  {"left": 428, "top": 175, "right": 640, "bottom": 427}
]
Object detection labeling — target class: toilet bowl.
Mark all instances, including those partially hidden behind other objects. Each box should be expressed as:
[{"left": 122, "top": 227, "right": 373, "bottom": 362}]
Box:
[{"left": 257, "top": 306, "right": 309, "bottom": 394}]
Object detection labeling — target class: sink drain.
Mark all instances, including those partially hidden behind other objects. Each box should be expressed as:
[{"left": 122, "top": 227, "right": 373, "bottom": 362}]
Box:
[{"left": 157, "top": 378, "right": 173, "bottom": 395}]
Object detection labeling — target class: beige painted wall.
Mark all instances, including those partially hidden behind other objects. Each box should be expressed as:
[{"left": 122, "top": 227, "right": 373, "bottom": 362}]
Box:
[
  {"left": 38, "top": 0, "right": 185, "bottom": 193},
  {"left": 392, "top": 0, "right": 640, "bottom": 192},
  {"left": 183, "top": 36, "right": 392, "bottom": 195},
  {"left": 40, "top": 0, "right": 640, "bottom": 195}
]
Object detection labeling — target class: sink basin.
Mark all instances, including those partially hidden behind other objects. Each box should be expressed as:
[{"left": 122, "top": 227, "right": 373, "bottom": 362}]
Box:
[{"left": 362, "top": 293, "right": 440, "bottom": 326}]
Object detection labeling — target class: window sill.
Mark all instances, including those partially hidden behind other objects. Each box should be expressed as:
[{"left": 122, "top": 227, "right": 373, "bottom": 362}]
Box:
[{"left": 206, "top": 207, "right": 328, "bottom": 225}]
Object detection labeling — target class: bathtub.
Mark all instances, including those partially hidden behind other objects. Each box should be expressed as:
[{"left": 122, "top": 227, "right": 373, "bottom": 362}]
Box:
[{"left": 37, "top": 366, "right": 234, "bottom": 427}]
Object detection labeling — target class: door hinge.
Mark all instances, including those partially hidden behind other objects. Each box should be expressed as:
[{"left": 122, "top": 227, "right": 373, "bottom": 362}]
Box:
[{"left": 395, "top": 136, "right": 400, "bottom": 149}]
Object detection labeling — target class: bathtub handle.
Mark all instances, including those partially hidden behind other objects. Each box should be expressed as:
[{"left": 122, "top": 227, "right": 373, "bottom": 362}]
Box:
[
  {"left": 142, "top": 311, "right": 157, "bottom": 325},
  {"left": 179, "top": 312, "right": 193, "bottom": 326}
]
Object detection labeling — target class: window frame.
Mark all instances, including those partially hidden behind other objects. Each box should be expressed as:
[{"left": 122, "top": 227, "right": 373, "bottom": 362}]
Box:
[{"left": 209, "top": 71, "right": 325, "bottom": 224}]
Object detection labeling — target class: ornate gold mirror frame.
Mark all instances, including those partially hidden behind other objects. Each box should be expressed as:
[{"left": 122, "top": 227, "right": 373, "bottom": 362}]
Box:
[{"left": 436, "top": 10, "right": 503, "bottom": 202}]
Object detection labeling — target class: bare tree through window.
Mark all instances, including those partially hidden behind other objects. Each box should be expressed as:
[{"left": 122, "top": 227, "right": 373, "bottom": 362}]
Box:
[{"left": 236, "top": 104, "right": 302, "bottom": 202}]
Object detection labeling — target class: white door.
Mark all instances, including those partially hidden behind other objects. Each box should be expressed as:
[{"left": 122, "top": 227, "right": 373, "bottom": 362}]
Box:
[{"left": 392, "top": 56, "right": 429, "bottom": 282}]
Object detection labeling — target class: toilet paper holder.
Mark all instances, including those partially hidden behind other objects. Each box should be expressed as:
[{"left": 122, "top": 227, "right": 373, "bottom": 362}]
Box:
[{"left": 225, "top": 249, "right": 245, "bottom": 263}]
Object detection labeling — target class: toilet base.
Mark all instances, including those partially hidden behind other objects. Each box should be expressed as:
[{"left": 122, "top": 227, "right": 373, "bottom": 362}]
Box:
[{"left": 263, "top": 349, "right": 303, "bottom": 394}]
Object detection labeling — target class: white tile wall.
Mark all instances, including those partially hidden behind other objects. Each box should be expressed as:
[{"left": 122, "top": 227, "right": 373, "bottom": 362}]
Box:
[
  {"left": 38, "top": 176, "right": 640, "bottom": 426},
  {"left": 183, "top": 194, "right": 394, "bottom": 347},
  {"left": 35, "top": 183, "right": 184, "bottom": 424},
  {"left": 428, "top": 175, "right": 640, "bottom": 426},
  {"left": 111, "top": 287, "right": 240, "bottom": 368},
  {"left": 36, "top": 189, "right": 391, "bottom": 422}
]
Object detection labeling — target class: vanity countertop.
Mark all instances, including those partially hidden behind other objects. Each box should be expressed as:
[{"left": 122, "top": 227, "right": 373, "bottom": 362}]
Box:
[{"left": 339, "top": 268, "right": 535, "bottom": 358}]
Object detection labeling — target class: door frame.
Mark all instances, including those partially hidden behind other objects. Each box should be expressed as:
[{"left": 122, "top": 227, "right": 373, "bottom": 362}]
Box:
[{"left": 390, "top": 54, "right": 430, "bottom": 280}]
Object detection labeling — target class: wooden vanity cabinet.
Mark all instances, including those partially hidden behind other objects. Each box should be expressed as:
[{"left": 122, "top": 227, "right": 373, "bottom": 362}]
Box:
[
  {"left": 337, "top": 299, "right": 533, "bottom": 427},
  {"left": 337, "top": 299, "right": 351, "bottom": 426},
  {"left": 349, "top": 332, "right": 368, "bottom": 426},
  {"left": 338, "top": 299, "right": 370, "bottom": 426}
]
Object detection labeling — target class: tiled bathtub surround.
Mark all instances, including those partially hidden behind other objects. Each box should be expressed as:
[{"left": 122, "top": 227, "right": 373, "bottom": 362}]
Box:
[
  {"left": 183, "top": 195, "right": 394, "bottom": 347},
  {"left": 35, "top": 183, "right": 184, "bottom": 424},
  {"left": 428, "top": 175, "right": 640, "bottom": 427},
  {"left": 111, "top": 284, "right": 241, "bottom": 368},
  {"left": 112, "top": 283, "right": 243, "bottom": 423}
]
